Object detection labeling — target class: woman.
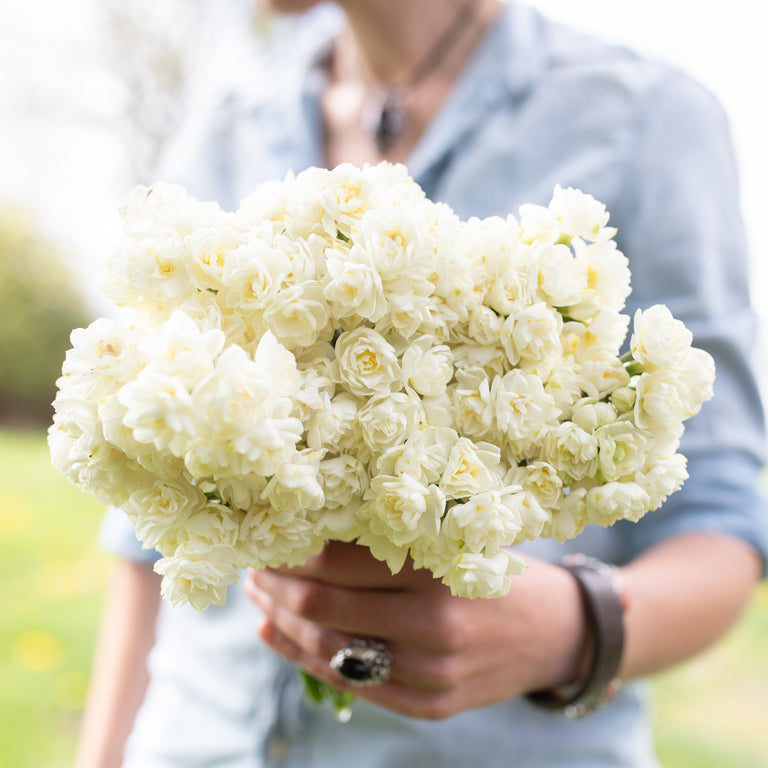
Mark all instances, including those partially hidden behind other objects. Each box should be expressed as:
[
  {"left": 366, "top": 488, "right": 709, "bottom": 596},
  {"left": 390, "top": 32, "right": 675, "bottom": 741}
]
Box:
[{"left": 76, "top": 1, "right": 767, "bottom": 766}]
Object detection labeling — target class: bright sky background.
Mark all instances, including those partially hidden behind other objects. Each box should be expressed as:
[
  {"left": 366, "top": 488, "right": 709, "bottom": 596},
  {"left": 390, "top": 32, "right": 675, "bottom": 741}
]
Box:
[{"left": 1, "top": 0, "right": 766, "bottom": 332}]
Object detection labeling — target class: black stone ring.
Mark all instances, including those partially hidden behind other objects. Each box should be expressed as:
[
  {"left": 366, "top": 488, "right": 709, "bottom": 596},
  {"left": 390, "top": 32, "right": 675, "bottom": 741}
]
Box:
[{"left": 329, "top": 638, "right": 392, "bottom": 687}]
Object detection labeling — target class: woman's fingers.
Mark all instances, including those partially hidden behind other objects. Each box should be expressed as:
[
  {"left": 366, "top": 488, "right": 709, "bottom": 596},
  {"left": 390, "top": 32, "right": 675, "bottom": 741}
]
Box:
[
  {"left": 257, "top": 618, "right": 465, "bottom": 720},
  {"left": 247, "top": 567, "right": 466, "bottom": 653},
  {"left": 247, "top": 578, "right": 469, "bottom": 693},
  {"left": 273, "top": 540, "right": 427, "bottom": 590}
]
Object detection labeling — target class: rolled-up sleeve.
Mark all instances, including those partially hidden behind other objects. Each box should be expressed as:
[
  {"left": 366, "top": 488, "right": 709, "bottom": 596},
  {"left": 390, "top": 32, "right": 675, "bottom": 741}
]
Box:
[
  {"left": 615, "top": 69, "right": 768, "bottom": 573},
  {"left": 99, "top": 506, "right": 162, "bottom": 564}
]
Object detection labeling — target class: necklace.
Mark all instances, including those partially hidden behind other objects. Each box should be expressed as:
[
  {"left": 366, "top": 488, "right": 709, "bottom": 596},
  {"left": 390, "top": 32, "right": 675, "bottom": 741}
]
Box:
[{"left": 360, "top": 0, "right": 479, "bottom": 153}]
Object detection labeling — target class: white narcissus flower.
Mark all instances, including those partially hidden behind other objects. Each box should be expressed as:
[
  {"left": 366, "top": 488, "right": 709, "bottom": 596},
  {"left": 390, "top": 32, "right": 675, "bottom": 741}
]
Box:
[
  {"left": 518, "top": 203, "right": 558, "bottom": 245},
  {"left": 573, "top": 238, "right": 630, "bottom": 313},
  {"left": 586, "top": 481, "right": 651, "bottom": 526},
  {"left": 561, "top": 309, "right": 629, "bottom": 365},
  {"left": 533, "top": 243, "right": 587, "bottom": 308},
  {"left": 571, "top": 400, "right": 618, "bottom": 432},
  {"left": 119, "top": 371, "right": 198, "bottom": 457},
  {"left": 387, "top": 426, "right": 457, "bottom": 485},
  {"left": 262, "top": 453, "right": 325, "bottom": 516},
  {"left": 363, "top": 162, "right": 423, "bottom": 204},
  {"left": 466, "top": 306, "right": 504, "bottom": 346},
  {"left": 187, "top": 225, "right": 242, "bottom": 292},
  {"left": 440, "top": 438, "right": 501, "bottom": 500},
  {"left": 514, "top": 490, "right": 551, "bottom": 541},
  {"left": 215, "top": 474, "right": 268, "bottom": 512},
  {"left": 542, "top": 421, "right": 598, "bottom": 482},
  {"left": 103, "top": 232, "right": 192, "bottom": 311},
  {"left": 631, "top": 305, "right": 693, "bottom": 370},
  {"left": 366, "top": 474, "right": 445, "bottom": 547},
  {"left": 305, "top": 391, "right": 360, "bottom": 452},
  {"left": 319, "top": 454, "right": 369, "bottom": 509},
  {"left": 237, "top": 504, "right": 320, "bottom": 569},
  {"left": 333, "top": 327, "right": 401, "bottom": 396},
  {"left": 548, "top": 185, "right": 613, "bottom": 242},
  {"left": 318, "top": 162, "right": 371, "bottom": 236},
  {"left": 263, "top": 281, "right": 331, "bottom": 350},
  {"left": 384, "top": 278, "right": 436, "bottom": 338},
  {"left": 323, "top": 250, "right": 388, "bottom": 323},
  {"left": 579, "top": 356, "right": 631, "bottom": 401},
  {"left": 185, "top": 341, "right": 303, "bottom": 478},
  {"left": 452, "top": 343, "right": 508, "bottom": 379},
  {"left": 352, "top": 202, "right": 436, "bottom": 284},
  {"left": 183, "top": 502, "right": 241, "bottom": 551},
  {"left": 137, "top": 311, "right": 225, "bottom": 388},
  {"left": 539, "top": 357, "right": 583, "bottom": 415},
  {"left": 491, "top": 369, "right": 559, "bottom": 443},
  {"left": 442, "top": 550, "right": 526, "bottom": 599},
  {"left": 401, "top": 336, "right": 454, "bottom": 396},
  {"left": 500, "top": 302, "right": 563, "bottom": 367},
  {"left": 222, "top": 234, "right": 291, "bottom": 312},
  {"left": 123, "top": 479, "right": 208, "bottom": 554},
  {"left": 155, "top": 542, "right": 240, "bottom": 611},
  {"left": 237, "top": 178, "right": 292, "bottom": 224},
  {"left": 508, "top": 460, "right": 563, "bottom": 509},
  {"left": 451, "top": 371, "right": 497, "bottom": 442},
  {"left": 59, "top": 317, "right": 143, "bottom": 392},
  {"left": 485, "top": 266, "right": 536, "bottom": 317},
  {"left": 442, "top": 487, "right": 523, "bottom": 551},
  {"left": 420, "top": 392, "right": 455, "bottom": 428},
  {"left": 119, "top": 183, "right": 226, "bottom": 242},
  {"left": 595, "top": 421, "right": 653, "bottom": 482},
  {"left": 635, "top": 454, "right": 689, "bottom": 511},
  {"left": 355, "top": 516, "right": 410, "bottom": 575},
  {"left": 543, "top": 487, "right": 588, "bottom": 542},
  {"left": 358, "top": 391, "right": 424, "bottom": 453},
  {"left": 634, "top": 369, "right": 699, "bottom": 430},
  {"left": 677, "top": 346, "right": 716, "bottom": 410}
]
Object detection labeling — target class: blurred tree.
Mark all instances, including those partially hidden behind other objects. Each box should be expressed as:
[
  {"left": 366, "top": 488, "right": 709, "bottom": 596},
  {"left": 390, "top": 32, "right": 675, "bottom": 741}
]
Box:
[
  {"left": 101, "top": 0, "right": 200, "bottom": 183},
  {"left": 0, "top": 208, "right": 92, "bottom": 426},
  {"left": 100, "top": 0, "right": 287, "bottom": 184}
]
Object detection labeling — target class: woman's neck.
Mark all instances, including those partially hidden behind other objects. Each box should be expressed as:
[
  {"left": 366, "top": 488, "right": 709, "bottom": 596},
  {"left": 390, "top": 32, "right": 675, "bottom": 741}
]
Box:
[
  {"left": 323, "top": 0, "right": 501, "bottom": 167},
  {"left": 335, "top": 0, "right": 499, "bottom": 85}
]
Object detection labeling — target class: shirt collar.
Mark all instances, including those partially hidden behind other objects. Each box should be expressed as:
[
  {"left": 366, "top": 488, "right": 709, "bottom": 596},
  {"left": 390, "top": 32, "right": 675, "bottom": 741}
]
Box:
[
  {"left": 238, "top": 2, "right": 547, "bottom": 183},
  {"left": 407, "top": 1, "right": 543, "bottom": 181}
]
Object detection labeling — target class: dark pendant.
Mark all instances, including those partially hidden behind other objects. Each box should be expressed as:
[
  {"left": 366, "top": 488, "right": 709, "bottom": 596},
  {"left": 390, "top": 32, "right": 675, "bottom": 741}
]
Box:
[{"left": 365, "top": 89, "right": 405, "bottom": 154}]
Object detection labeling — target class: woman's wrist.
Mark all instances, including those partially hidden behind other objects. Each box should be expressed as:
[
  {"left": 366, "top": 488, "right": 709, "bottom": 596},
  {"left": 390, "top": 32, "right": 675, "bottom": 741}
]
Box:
[
  {"left": 512, "top": 557, "right": 592, "bottom": 695},
  {"left": 525, "top": 555, "right": 627, "bottom": 718}
]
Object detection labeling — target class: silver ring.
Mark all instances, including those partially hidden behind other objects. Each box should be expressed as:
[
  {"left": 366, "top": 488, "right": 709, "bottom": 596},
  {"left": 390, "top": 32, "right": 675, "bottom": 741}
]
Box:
[{"left": 330, "top": 637, "right": 392, "bottom": 687}]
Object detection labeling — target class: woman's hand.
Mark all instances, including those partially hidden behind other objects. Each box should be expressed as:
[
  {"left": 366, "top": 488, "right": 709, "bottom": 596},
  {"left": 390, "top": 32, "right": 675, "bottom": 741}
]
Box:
[{"left": 245, "top": 541, "right": 587, "bottom": 720}]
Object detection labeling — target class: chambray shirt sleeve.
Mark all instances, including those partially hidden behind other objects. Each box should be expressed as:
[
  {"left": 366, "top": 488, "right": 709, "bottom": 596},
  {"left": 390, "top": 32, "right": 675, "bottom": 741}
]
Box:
[
  {"left": 99, "top": 505, "right": 162, "bottom": 564},
  {"left": 613, "top": 69, "right": 768, "bottom": 572}
]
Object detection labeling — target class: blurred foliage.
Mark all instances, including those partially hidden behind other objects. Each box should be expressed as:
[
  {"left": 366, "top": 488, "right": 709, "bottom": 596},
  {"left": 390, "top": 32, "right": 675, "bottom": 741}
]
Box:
[{"left": 0, "top": 209, "right": 92, "bottom": 426}]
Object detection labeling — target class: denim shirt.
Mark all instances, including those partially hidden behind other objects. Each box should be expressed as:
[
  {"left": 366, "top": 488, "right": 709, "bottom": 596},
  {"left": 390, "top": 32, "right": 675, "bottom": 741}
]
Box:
[{"left": 104, "top": 3, "right": 768, "bottom": 766}]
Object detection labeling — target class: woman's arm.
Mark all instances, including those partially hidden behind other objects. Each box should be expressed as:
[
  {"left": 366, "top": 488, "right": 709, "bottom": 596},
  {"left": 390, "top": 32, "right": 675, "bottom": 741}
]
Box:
[
  {"left": 245, "top": 532, "right": 761, "bottom": 720},
  {"left": 74, "top": 559, "right": 161, "bottom": 768},
  {"left": 620, "top": 531, "right": 761, "bottom": 678}
]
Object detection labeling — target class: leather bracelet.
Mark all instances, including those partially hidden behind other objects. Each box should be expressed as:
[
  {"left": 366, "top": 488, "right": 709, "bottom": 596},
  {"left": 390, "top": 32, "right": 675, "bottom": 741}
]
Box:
[{"left": 526, "top": 554, "right": 626, "bottom": 718}]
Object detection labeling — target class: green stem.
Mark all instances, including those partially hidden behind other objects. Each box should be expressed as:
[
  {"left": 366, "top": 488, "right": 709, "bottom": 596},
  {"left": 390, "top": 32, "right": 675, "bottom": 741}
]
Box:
[{"left": 298, "top": 670, "right": 356, "bottom": 722}]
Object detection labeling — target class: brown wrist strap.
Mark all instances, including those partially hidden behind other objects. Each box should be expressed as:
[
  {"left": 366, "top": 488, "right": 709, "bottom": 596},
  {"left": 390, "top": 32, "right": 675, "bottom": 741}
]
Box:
[{"left": 526, "top": 554, "right": 625, "bottom": 718}]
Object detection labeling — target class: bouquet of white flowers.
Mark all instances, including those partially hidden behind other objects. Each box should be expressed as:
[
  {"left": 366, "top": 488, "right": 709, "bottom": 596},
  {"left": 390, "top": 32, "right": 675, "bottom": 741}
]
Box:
[{"left": 49, "top": 162, "right": 714, "bottom": 612}]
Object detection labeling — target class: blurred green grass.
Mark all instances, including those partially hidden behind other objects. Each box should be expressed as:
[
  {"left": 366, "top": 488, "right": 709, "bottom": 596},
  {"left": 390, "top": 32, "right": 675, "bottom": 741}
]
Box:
[{"left": 1, "top": 427, "right": 767, "bottom": 767}]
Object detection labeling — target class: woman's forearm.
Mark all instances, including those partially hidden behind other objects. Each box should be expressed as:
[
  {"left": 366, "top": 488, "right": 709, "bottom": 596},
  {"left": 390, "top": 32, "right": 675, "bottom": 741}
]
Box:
[
  {"left": 74, "top": 559, "right": 161, "bottom": 768},
  {"left": 619, "top": 532, "right": 762, "bottom": 680}
]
